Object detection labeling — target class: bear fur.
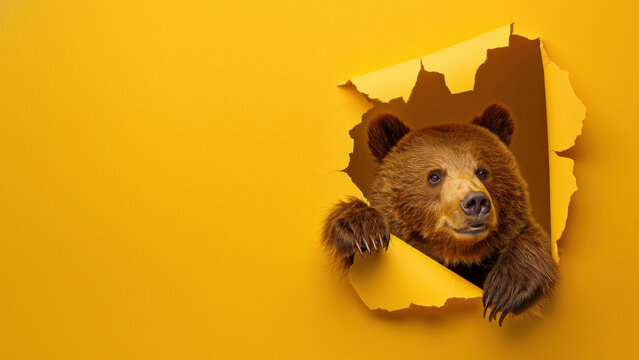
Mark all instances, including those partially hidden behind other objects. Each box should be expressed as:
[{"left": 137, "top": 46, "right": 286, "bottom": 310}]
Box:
[{"left": 322, "top": 103, "right": 558, "bottom": 325}]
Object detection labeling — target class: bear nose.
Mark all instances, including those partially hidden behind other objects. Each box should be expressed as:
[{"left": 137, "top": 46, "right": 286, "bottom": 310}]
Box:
[{"left": 460, "top": 192, "right": 491, "bottom": 217}]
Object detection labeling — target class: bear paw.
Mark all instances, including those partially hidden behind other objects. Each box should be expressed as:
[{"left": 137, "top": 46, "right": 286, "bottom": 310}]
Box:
[
  {"left": 482, "top": 264, "right": 548, "bottom": 326},
  {"left": 322, "top": 198, "right": 390, "bottom": 265}
]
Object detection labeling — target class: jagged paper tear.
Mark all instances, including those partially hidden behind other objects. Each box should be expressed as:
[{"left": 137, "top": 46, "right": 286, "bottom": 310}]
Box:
[
  {"left": 341, "top": 24, "right": 584, "bottom": 311},
  {"left": 349, "top": 235, "right": 483, "bottom": 311}
]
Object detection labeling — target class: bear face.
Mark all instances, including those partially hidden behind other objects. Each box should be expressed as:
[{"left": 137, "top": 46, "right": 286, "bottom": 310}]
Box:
[{"left": 368, "top": 104, "right": 531, "bottom": 266}]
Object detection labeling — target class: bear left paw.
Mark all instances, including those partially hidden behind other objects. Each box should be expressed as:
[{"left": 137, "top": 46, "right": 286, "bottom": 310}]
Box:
[{"left": 482, "top": 265, "right": 548, "bottom": 326}]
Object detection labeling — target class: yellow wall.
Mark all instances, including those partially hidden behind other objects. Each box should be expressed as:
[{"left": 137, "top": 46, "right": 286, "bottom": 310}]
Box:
[{"left": 0, "top": 1, "right": 636, "bottom": 358}]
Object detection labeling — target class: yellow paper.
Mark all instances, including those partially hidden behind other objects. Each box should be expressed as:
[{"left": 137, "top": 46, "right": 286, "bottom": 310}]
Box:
[
  {"left": 343, "top": 24, "right": 585, "bottom": 311},
  {"left": 347, "top": 24, "right": 511, "bottom": 101},
  {"left": 349, "top": 236, "right": 483, "bottom": 311},
  {"left": 541, "top": 44, "right": 585, "bottom": 261}
]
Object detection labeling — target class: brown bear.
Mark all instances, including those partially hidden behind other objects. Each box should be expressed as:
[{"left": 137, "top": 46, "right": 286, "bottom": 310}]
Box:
[{"left": 322, "top": 103, "right": 558, "bottom": 325}]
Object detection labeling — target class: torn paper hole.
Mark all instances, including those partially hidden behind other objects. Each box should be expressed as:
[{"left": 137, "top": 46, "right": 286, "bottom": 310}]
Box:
[{"left": 340, "top": 23, "right": 585, "bottom": 311}]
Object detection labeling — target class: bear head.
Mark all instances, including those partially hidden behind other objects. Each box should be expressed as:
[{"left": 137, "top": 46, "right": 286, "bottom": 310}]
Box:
[{"left": 367, "top": 104, "right": 530, "bottom": 265}]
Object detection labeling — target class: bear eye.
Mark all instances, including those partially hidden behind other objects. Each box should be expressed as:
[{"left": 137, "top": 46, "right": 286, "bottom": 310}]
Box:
[
  {"left": 428, "top": 171, "right": 441, "bottom": 185},
  {"left": 476, "top": 167, "right": 489, "bottom": 180}
]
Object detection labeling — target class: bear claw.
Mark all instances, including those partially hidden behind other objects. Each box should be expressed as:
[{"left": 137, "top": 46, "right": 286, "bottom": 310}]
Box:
[
  {"left": 356, "top": 243, "right": 364, "bottom": 257},
  {"left": 354, "top": 235, "right": 388, "bottom": 258}
]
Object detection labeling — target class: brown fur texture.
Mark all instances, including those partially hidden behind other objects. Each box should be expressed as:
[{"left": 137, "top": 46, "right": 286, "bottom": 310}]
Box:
[
  {"left": 471, "top": 103, "right": 515, "bottom": 145},
  {"left": 322, "top": 197, "right": 390, "bottom": 269},
  {"left": 367, "top": 114, "right": 411, "bottom": 161},
  {"left": 322, "top": 103, "right": 558, "bottom": 325}
]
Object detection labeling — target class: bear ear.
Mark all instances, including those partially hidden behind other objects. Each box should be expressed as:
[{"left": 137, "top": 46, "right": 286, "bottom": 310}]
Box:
[
  {"left": 368, "top": 114, "right": 410, "bottom": 161},
  {"left": 472, "top": 103, "right": 515, "bottom": 145}
]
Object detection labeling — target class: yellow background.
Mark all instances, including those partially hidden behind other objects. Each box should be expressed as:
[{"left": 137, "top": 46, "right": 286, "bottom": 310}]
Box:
[{"left": 0, "top": 1, "right": 636, "bottom": 358}]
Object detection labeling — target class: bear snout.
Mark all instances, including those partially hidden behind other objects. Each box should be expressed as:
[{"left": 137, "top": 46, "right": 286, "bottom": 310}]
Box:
[{"left": 460, "top": 191, "right": 491, "bottom": 218}]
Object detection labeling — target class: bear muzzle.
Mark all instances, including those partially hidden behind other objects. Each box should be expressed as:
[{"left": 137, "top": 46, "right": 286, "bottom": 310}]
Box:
[
  {"left": 439, "top": 180, "right": 497, "bottom": 240},
  {"left": 460, "top": 191, "right": 491, "bottom": 218}
]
